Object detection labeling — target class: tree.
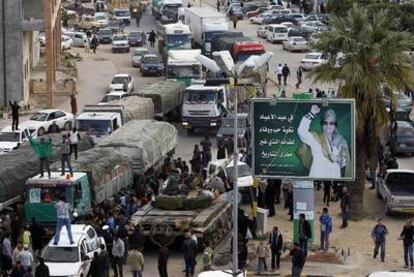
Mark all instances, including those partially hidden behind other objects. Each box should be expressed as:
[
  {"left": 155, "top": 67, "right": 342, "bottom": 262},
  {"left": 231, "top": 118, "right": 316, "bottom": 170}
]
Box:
[{"left": 311, "top": 4, "right": 414, "bottom": 216}]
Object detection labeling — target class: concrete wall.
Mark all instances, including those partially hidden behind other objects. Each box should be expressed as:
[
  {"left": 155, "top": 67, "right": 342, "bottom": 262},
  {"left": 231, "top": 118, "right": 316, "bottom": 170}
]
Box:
[
  {"left": 22, "top": 31, "right": 41, "bottom": 102},
  {"left": 22, "top": 0, "right": 43, "bottom": 20},
  {"left": 0, "top": 0, "right": 23, "bottom": 108}
]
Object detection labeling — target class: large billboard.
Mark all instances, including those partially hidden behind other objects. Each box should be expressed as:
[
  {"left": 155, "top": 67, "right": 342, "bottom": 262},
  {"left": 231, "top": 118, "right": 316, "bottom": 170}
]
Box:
[{"left": 252, "top": 98, "right": 355, "bottom": 181}]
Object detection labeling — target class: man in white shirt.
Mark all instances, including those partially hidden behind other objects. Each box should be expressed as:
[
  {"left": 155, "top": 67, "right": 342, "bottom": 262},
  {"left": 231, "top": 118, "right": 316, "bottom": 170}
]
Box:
[
  {"left": 17, "top": 244, "right": 33, "bottom": 270},
  {"left": 69, "top": 127, "right": 81, "bottom": 160},
  {"left": 275, "top": 63, "right": 283, "bottom": 86}
]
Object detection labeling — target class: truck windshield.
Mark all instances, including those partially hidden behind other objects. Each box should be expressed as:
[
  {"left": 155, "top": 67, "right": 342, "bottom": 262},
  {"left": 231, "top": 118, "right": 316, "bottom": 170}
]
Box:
[
  {"left": 77, "top": 119, "right": 111, "bottom": 134},
  {"left": 204, "top": 31, "right": 225, "bottom": 42},
  {"left": 167, "top": 65, "right": 201, "bottom": 78},
  {"left": 0, "top": 132, "right": 19, "bottom": 142},
  {"left": 43, "top": 247, "right": 79, "bottom": 263},
  {"left": 26, "top": 186, "right": 71, "bottom": 204},
  {"left": 114, "top": 10, "right": 130, "bottom": 17},
  {"left": 184, "top": 90, "right": 215, "bottom": 104},
  {"left": 167, "top": 34, "right": 191, "bottom": 48}
]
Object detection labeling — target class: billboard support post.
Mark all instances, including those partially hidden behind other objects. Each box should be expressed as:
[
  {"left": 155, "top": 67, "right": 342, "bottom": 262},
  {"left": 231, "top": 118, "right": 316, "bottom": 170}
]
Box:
[{"left": 293, "top": 180, "right": 315, "bottom": 244}]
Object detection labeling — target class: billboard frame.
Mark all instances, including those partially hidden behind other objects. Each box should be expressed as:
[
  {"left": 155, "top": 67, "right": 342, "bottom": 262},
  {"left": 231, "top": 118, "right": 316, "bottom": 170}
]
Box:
[{"left": 251, "top": 97, "right": 356, "bottom": 181}]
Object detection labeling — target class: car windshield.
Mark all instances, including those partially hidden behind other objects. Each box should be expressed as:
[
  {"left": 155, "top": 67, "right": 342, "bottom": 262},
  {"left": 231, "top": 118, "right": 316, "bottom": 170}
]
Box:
[
  {"left": 30, "top": 112, "right": 48, "bottom": 121},
  {"left": 77, "top": 119, "right": 111, "bottom": 134},
  {"left": 221, "top": 118, "right": 246, "bottom": 128},
  {"left": 143, "top": 56, "right": 160, "bottom": 63},
  {"left": 129, "top": 32, "right": 142, "bottom": 38},
  {"left": 112, "top": 76, "right": 128, "bottom": 84},
  {"left": 99, "top": 30, "right": 112, "bottom": 35},
  {"left": 95, "top": 15, "right": 107, "bottom": 20},
  {"left": 43, "top": 247, "right": 79, "bottom": 263},
  {"left": 167, "top": 65, "right": 201, "bottom": 78},
  {"left": 113, "top": 36, "right": 127, "bottom": 41},
  {"left": 101, "top": 95, "right": 121, "bottom": 102},
  {"left": 397, "top": 125, "right": 414, "bottom": 137},
  {"left": 114, "top": 10, "right": 130, "bottom": 16},
  {"left": 0, "top": 132, "right": 20, "bottom": 142},
  {"left": 226, "top": 164, "right": 252, "bottom": 178},
  {"left": 304, "top": 53, "right": 321, "bottom": 60},
  {"left": 184, "top": 90, "right": 215, "bottom": 104}
]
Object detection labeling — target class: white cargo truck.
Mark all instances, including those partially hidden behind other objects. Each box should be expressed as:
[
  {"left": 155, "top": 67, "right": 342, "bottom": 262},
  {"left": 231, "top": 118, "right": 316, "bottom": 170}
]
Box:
[{"left": 184, "top": 7, "right": 228, "bottom": 56}]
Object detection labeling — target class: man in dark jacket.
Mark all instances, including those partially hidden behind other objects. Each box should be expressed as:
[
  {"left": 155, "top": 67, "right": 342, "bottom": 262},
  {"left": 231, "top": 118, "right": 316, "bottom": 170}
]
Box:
[
  {"left": 400, "top": 219, "right": 414, "bottom": 269},
  {"left": 282, "top": 64, "right": 290, "bottom": 86},
  {"left": 98, "top": 244, "right": 110, "bottom": 277},
  {"left": 87, "top": 252, "right": 103, "bottom": 277},
  {"left": 29, "top": 218, "right": 44, "bottom": 256},
  {"left": 372, "top": 218, "right": 388, "bottom": 262},
  {"left": 182, "top": 232, "right": 198, "bottom": 277},
  {"left": 340, "top": 186, "right": 350, "bottom": 228},
  {"left": 200, "top": 136, "right": 212, "bottom": 167},
  {"left": 290, "top": 242, "right": 305, "bottom": 277},
  {"left": 9, "top": 100, "right": 20, "bottom": 131},
  {"left": 298, "top": 213, "right": 312, "bottom": 257},
  {"left": 265, "top": 180, "right": 276, "bottom": 217},
  {"left": 158, "top": 246, "right": 169, "bottom": 277},
  {"left": 35, "top": 257, "right": 50, "bottom": 277},
  {"left": 268, "top": 226, "right": 283, "bottom": 270}
]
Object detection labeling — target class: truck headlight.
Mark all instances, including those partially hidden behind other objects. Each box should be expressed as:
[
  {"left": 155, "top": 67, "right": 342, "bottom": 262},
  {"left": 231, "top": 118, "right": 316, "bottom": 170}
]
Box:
[
  {"left": 210, "top": 122, "right": 217, "bottom": 126},
  {"left": 216, "top": 133, "right": 222, "bottom": 137},
  {"left": 182, "top": 122, "right": 188, "bottom": 126}
]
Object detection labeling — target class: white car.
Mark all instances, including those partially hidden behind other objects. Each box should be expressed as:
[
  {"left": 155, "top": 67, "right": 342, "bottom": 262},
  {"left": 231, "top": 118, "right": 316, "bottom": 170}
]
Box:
[
  {"left": 301, "top": 21, "right": 329, "bottom": 33},
  {"left": 0, "top": 126, "right": 31, "bottom": 154},
  {"left": 63, "top": 31, "right": 88, "bottom": 48},
  {"left": 280, "top": 21, "right": 294, "bottom": 30},
  {"left": 21, "top": 109, "right": 74, "bottom": 136},
  {"left": 266, "top": 24, "right": 289, "bottom": 43},
  {"left": 282, "top": 36, "right": 309, "bottom": 52},
  {"left": 207, "top": 159, "right": 253, "bottom": 188},
  {"left": 99, "top": 91, "right": 129, "bottom": 104},
  {"left": 131, "top": 47, "right": 150, "bottom": 67},
  {"left": 109, "top": 73, "right": 134, "bottom": 93},
  {"left": 257, "top": 25, "right": 269, "bottom": 38},
  {"left": 250, "top": 13, "right": 272, "bottom": 24},
  {"left": 112, "top": 33, "right": 130, "bottom": 53},
  {"left": 299, "top": 52, "right": 327, "bottom": 71},
  {"left": 42, "top": 225, "right": 105, "bottom": 277},
  {"left": 61, "top": 35, "right": 73, "bottom": 50},
  {"left": 94, "top": 12, "right": 109, "bottom": 28}
]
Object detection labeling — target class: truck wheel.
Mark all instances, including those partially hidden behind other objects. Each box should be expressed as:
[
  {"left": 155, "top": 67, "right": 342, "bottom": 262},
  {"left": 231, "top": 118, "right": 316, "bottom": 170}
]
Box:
[{"left": 186, "top": 128, "right": 194, "bottom": 135}]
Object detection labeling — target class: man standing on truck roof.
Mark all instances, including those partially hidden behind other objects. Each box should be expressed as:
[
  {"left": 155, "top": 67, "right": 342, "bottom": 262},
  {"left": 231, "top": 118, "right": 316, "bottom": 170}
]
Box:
[
  {"left": 60, "top": 135, "right": 73, "bottom": 177},
  {"left": 29, "top": 136, "right": 53, "bottom": 179},
  {"left": 53, "top": 195, "right": 74, "bottom": 245}
]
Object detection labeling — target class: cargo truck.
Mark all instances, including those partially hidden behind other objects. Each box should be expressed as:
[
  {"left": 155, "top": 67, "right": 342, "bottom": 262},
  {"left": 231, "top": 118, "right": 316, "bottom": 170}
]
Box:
[
  {"left": 184, "top": 7, "right": 228, "bottom": 56},
  {"left": 167, "top": 49, "right": 203, "bottom": 86},
  {"left": 210, "top": 32, "right": 265, "bottom": 62},
  {"left": 157, "top": 21, "right": 192, "bottom": 65},
  {"left": 107, "top": 0, "right": 131, "bottom": 24},
  {"left": 153, "top": 0, "right": 183, "bottom": 23}
]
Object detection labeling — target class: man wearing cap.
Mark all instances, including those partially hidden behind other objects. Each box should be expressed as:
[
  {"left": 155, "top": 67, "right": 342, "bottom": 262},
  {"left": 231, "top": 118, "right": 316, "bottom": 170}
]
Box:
[
  {"left": 297, "top": 105, "right": 351, "bottom": 178},
  {"left": 17, "top": 244, "right": 33, "bottom": 271}
]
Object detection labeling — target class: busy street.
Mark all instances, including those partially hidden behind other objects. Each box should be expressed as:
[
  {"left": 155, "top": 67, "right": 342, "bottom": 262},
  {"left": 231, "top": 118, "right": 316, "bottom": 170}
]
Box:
[{"left": 1, "top": 0, "right": 414, "bottom": 276}]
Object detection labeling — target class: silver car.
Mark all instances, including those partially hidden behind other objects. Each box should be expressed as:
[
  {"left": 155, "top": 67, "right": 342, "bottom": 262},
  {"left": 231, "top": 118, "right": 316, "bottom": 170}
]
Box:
[{"left": 131, "top": 48, "right": 149, "bottom": 67}]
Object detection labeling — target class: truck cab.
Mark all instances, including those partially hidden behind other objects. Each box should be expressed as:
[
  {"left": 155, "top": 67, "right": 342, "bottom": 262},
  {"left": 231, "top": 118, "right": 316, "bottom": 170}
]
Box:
[
  {"left": 233, "top": 41, "right": 265, "bottom": 62},
  {"left": 75, "top": 112, "right": 122, "bottom": 144},
  {"left": 160, "top": 0, "right": 183, "bottom": 23},
  {"left": 163, "top": 22, "right": 192, "bottom": 50},
  {"left": 24, "top": 172, "right": 92, "bottom": 227},
  {"left": 202, "top": 21, "right": 228, "bottom": 56},
  {"left": 182, "top": 85, "right": 228, "bottom": 133},
  {"left": 167, "top": 49, "right": 203, "bottom": 86},
  {"left": 112, "top": 8, "right": 131, "bottom": 25}
]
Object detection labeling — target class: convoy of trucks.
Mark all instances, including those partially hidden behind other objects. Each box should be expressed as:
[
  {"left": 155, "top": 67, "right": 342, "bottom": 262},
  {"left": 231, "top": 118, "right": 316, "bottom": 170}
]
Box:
[{"left": 184, "top": 7, "right": 229, "bottom": 56}]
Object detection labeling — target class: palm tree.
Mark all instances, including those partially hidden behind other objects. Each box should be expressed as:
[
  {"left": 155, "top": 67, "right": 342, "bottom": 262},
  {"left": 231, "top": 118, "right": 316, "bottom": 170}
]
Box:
[{"left": 311, "top": 4, "right": 414, "bottom": 216}]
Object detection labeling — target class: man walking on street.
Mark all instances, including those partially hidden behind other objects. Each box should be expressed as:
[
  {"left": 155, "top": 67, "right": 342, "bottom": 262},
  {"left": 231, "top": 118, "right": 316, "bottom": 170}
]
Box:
[
  {"left": 400, "top": 219, "right": 414, "bottom": 269},
  {"left": 298, "top": 213, "right": 312, "bottom": 257},
  {"left": 182, "top": 232, "right": 198, "bottom": 277},
  {"left": 282, "top": 63, "right": 290, "bottom": 86},
  {"left": 30, "top": 136, "right": 53, "bottom": 178},
  {"left": 296, "top": 67, "right": 303, "bottom": 89},
  {"left": 147, "top": 30, "right": 157, "bottom": 48},
  {"left": 53, "top": 195, "right": 74, "bottom": 245},
  {"left": 319, "top": 208, "right": 332, "bottom": 252},
  {"left": 90, "top": 35, "right": 99, "bottom": 54},
  {"left": 268, "top": 226, "right": 283, "bottom": 270},
  {"left": 372, "top": 218, "right": 388, "bottom": 262},
  {"left": 340, "top": 186, "right": 350, "bottom": 228},
  {"left": 9, "top": 100, "right": 20, "bottom": 131},
  {"left": 290, "top": 242, "right": 305, "bottom": 277},
  {"left": 112, "top": 235, "right": 125, "bottom": 277},
  {"left": 60, "top": 135, "right": 73, "bottom": 177},
  {"left": 275, "top": 64, "right": 283, "bottom": 86},
  {"left": 200, "top": 136, "right": 212, "bottom": 167},
  {"left": 232, "top": 16, "right": 238, "bottom": 29},
  {"left": 127, "top": 247, "right": 144, "bottom": 277},
  {"left": 158, "top": 246, "right": 169, "bottom": 277}
]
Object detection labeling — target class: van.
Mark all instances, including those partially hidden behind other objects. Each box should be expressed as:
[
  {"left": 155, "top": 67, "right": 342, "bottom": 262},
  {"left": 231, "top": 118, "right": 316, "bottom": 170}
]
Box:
[{"left": 267, "top": 24, "right": 288, "bottom": 43}]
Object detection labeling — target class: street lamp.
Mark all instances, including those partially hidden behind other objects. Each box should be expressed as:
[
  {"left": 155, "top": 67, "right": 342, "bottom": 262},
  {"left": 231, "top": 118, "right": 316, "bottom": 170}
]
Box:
[{"left": 196, "top": 50, "right": 273, "bottom": 277}]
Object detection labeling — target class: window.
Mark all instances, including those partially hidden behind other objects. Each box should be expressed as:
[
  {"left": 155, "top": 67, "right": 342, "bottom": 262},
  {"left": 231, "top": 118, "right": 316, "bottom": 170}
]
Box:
[
  {"left": 87, "top": 228, "right": 96, "bottom": 239},
  {"left": 55, "top": 111, "right": 66, "bottom": 118},
  {"left": 47, "top": 112, "right": 55, "bottom": 121},
  {"left": 43, "top": 247, "right": 79, "bottom": 263}
]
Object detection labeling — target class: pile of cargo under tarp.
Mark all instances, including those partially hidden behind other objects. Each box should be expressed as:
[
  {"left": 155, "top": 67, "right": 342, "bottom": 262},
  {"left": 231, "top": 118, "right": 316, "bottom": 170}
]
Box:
[
  {"left": 0, "top": 133, "right": 94, "bottom": 204},
  {"left": 135, "top": 80, "right": 184, "bottom": 117},
  {"left": 109, "top": 96, "right": 154, "bottom": 122},
  {"left": 97, "top": 120, "right": 178, "bottom": 175}
]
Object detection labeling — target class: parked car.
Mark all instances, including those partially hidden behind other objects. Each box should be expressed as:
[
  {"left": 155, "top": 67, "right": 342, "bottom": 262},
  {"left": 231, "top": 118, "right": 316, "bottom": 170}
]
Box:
[
  {"left": 21, "top": 109, "right": 74, "bottom": 136},
  {"left": 246, "top": 7, "right": 269, "bottom": 18},
  {"left": 217, "top": 113, "right": 250, "bottom": 147},
  {"left": 280, "top": 21, "right": 295, "bottom": 30},
  {"left": 288, "top": 27, "right": 313, "bottom": 40},
  {"left": 94, "top": 12, "right": 109, "bottom": 28},
  {"left": 99, "top": 91, "right": 129, "bottom": 104},
  {"left": 303, "top": 13, "right": 330, "bottom": 24},
  {"left": 282, "top": 36, "right": 309, "bottom": 52},
  {"left": 299, "top": 52, "right": 327, "bottom": 70},
  {"left": 61, "top": 35, "right": 73, "bottom": 50},
  {"left": 290, "top": 13, "right": 306, "bottom": 24},
  {"left": 109, "top": 73, "right": 134, "bottom": 93},
  {"left": 301, "top": 21, "right": 329, "bottom": 33},
  {"left": 140, "top": 54, "right": 164, "bottom": 76},
  {"left": 128, "top": 31, "right": 145, "bottom": 46},
  {"left": 106, "top": 20, "right": 121, "bottom": 33},
  {"left": 266, "top": 24, "right": 289, "bottom": 43},
  {"left": 131, "top": 47, "right": 149, "bottom": 67},
  {"left": 42, "top": 225, "right": 105, "bottom": 277},
  {"left": 263, "top": 15, "right": 298, "bottom": 25},
  {"left": 257, "top": 25, "right": 269, "bottom": 38},
  {"left": 383, "top": 92, "right": 413, "bottom": 113},
  {"left": 0, "top": 126, "right": 31, "bottom": 155},
  {"left": 112, "top": 33, "right": 130, "bottom": 53},
  {"left": 63, "top": 31, "right": 87, "bottom": 47},
  {"left": 242, "top": 3, "right": 266, "bottom": 14},
  {"left": 377, "top": 169, "right": 414, "bottom": 215},
  {"left": 392, "top": 121, "right": 414, "bottom": 155},
  {"left": 250, "top": 13, "right": 273, "bottom": 24},
  {"left": 98, "top": 28, "right": 113, "bottom": 44}
]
